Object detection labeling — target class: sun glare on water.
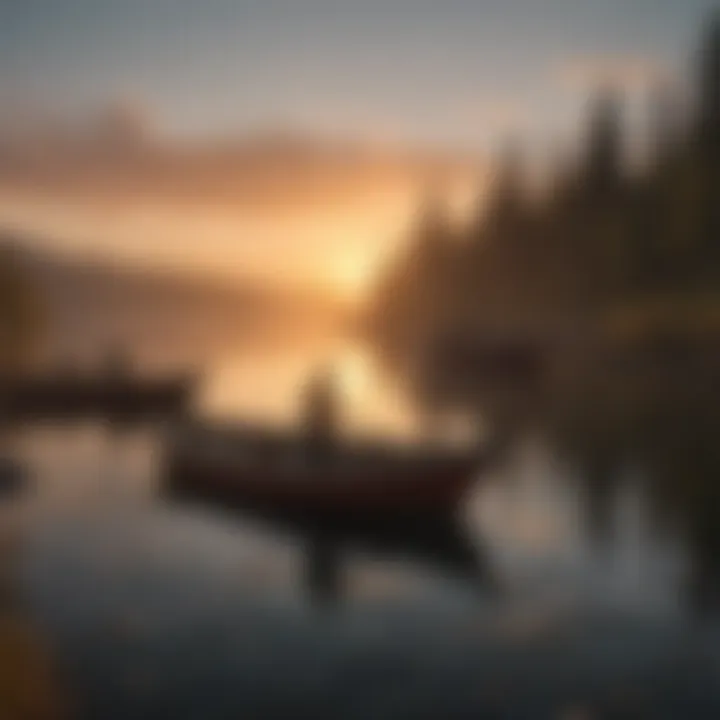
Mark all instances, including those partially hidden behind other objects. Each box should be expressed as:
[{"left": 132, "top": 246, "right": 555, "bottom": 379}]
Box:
[{"left": 336, "top": 346, "right": 374, "bottom": 403}]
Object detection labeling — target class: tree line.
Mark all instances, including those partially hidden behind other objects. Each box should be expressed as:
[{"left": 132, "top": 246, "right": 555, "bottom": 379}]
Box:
[{"left": 366, "top": 14, "right": 720, "bottom": 402}]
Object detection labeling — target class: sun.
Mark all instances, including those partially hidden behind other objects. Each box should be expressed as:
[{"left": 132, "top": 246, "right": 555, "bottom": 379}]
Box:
[{"left": 330, "top": 248, "right": 380, "bottom": 303}]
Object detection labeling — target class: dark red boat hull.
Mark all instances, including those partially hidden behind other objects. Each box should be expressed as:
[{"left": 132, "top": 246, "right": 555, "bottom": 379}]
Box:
[{"left": 164, "top": 450, "right": 480, "bottom": 517}]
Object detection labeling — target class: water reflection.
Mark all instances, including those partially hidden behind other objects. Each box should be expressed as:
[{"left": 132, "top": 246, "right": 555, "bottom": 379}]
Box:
[
  {"left": 0, "top": 389, "right": 686, "bottom": 614},
  {"left": 203, "top": 340, "right": 471, "bottom": 444},
  {"left": 4, "top": 416, "right": 704, "bottom": 719},
  {"left": 2, "top": 337, "right": 719, "bottom": 716}
]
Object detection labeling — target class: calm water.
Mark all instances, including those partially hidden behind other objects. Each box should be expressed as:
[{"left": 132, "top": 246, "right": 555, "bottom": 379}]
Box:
[{"left": 3, "top": 340, "right": 717, "bottom": 718}]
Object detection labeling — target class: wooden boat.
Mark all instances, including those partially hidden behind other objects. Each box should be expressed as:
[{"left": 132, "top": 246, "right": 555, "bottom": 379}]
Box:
[
  {"left": 161, "top": 421, "right": 489, "bottom": 518},
  {"left": 0, "top": 374, "right": 194, "bottom": 422}
]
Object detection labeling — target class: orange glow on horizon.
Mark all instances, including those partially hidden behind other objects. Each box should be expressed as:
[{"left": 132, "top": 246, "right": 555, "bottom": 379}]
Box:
[{"left": 0, "top": 155, "right": 483, "bottom": 305}]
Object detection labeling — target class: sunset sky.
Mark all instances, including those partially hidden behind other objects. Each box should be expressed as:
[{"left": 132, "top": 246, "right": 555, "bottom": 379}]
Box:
[{"left": 0, "top": 0, "right": 715, "bottom": 299}]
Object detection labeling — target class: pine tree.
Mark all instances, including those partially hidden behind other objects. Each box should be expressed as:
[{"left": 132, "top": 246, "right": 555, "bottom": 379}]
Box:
[
  {"left": 584, "top": 89, "right": 624, "bottom": 199},
  {"left": 698, "top": 11, "right": 720, "bottom": 150}
]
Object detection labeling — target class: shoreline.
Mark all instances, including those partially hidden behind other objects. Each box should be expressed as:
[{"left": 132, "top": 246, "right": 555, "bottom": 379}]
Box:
[{"left": 0, "top": 506, "right": 68, "bottom": 719}]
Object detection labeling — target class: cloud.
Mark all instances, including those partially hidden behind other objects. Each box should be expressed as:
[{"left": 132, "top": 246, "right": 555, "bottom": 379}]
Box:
[
  {"left": 0, "top": 103, "right": 483, "bottom": 215},
  {"left": 0, "top": 102, "right": 486, "bottom": 294}
]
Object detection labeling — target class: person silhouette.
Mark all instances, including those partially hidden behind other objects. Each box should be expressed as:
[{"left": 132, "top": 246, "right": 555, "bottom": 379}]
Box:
[
  {"left": 301, "top": 367, "right": 339, "bottom": 462},
  {"left": 300, "top": 368, "right": 343, "bottom": 603}
]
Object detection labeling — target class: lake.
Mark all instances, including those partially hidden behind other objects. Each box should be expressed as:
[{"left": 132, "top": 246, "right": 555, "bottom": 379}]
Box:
[{"left": 2, "top": 338, "right": 720, "bottom": 718}]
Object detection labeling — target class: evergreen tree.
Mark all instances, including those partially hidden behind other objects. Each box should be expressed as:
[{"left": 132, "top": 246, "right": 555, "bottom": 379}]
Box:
[
  {"left": 698, "top": 11, "right": 720, "bottom": 150},
  {"left": 485, "top": 141, "right": 525, "bottom": 230},
  {"left": 366, "top": 193, "right": 453, "bottom": 371},
  {"left": 584, "top": 89, "right": 624, "bottom": 199},
  {"left": 696, "top": 12, "right": 720, "bottom": 255}
]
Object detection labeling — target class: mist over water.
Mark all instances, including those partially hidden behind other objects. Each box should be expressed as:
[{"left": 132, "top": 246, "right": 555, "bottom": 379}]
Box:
[
  {"left": 2, "top": 337, "right": 697, "bottom": 719},
  {"left": 6, "top": 333, "right": 686, "bottom": 610}
]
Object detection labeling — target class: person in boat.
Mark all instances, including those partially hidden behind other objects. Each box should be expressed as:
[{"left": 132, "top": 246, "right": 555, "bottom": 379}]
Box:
[
  {"left": 302, "top": 367, "right": 340, "bottom": 461},
  {"left": 103, "top": 346, "right": 133, "bottom": 380}
]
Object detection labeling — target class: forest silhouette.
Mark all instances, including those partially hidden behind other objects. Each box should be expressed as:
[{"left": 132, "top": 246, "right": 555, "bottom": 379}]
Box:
[
  {"left": 366, "top": 13, "right": 720, "bottom": 611},
  {"left": 368, "top": 14, "right": 720, "bottom": 408}
]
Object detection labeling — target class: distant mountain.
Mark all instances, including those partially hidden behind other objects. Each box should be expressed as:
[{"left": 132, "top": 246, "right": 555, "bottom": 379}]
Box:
[
  {"left": 0, "top": 118, "right": 482, "bottom": 211},
  {"left": 6, "top": 237, "right": 347, "bottom": 370}
]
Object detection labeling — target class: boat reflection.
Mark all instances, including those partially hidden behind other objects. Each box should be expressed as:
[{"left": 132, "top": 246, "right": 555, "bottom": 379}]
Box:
[{"left": 161, "top": 418, "right": 497, "bottom": 604}]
